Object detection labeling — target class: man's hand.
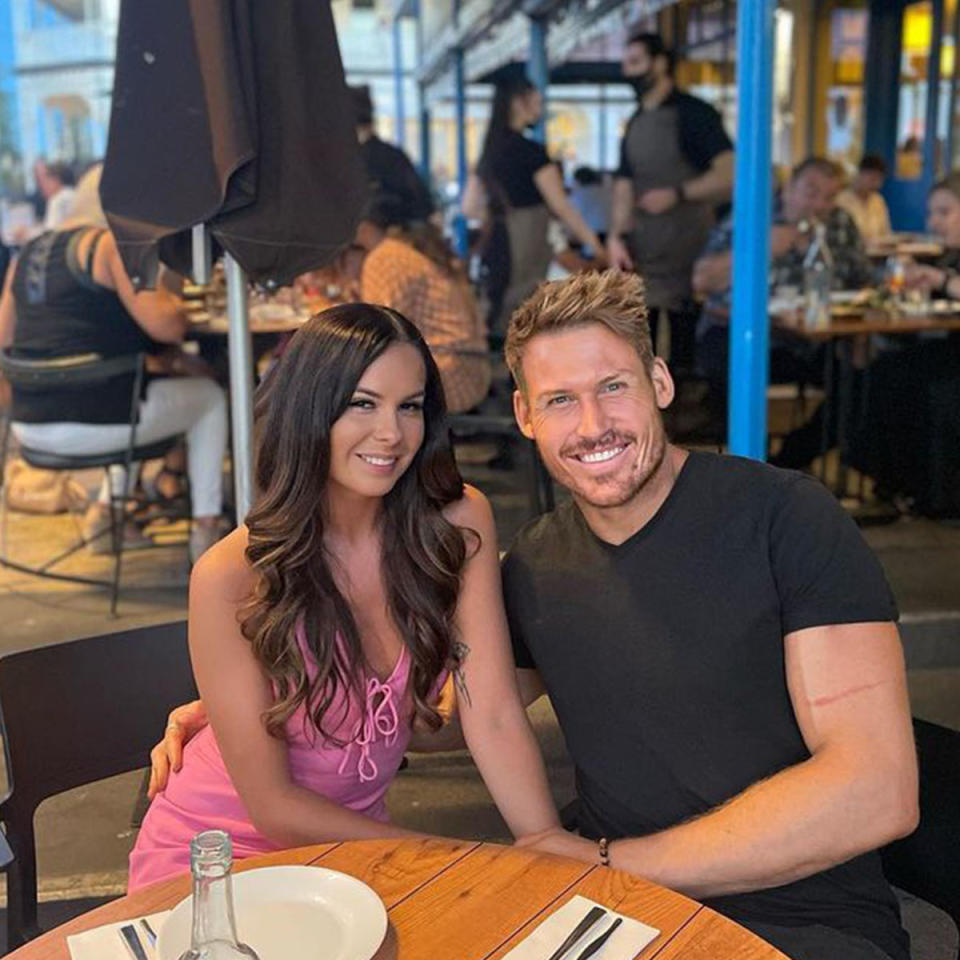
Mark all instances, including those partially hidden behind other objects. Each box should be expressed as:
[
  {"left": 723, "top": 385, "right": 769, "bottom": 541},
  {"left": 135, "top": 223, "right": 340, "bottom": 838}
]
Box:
[
  {"left": 515, "top": 826, "right": 598, "bottom": 864},
  {"left": 606, "top": 236, "right": 633, "bottom": 272},
  {"left": 637, "top": 187, "right": 679, "bottom": 216},
  {"left": 147, "top": 699, "right": 208, "bottom": 798}
]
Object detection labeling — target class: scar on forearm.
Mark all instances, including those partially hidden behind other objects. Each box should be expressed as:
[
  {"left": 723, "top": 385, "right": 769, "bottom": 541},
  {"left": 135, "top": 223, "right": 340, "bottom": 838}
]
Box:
[{"left": 811, "top": 679, "right": 887, "bottom": 707}]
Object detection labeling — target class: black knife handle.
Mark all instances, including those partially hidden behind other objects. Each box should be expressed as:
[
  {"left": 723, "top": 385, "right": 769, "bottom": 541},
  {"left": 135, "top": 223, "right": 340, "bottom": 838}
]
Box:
[
  {"left": 574, "top": 916, "right": 624, "bottom": 960},
  {"left": 546, "top": 904, "right": 608, "bottom": 960}
]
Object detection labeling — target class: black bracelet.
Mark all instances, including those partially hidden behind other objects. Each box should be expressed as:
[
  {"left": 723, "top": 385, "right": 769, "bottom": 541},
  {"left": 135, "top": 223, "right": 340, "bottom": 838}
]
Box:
[
  {"left": 598, "top": 836, "right": 611, "bottom": 867},
  {"left": 676, "top": 182, "right": 687, "bottom": 204}
]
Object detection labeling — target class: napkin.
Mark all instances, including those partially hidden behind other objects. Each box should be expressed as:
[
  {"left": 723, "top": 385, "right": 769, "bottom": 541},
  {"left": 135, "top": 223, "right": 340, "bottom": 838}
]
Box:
[
  {"left": 502, "top": 894, "right": 659, "bottom": 960},
  {"left": 67, "top": 911, "right": 169, "bottom": 960}
]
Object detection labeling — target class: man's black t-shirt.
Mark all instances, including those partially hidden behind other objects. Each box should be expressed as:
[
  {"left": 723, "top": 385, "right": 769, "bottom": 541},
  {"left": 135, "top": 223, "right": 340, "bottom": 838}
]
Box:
[
  {"left": 485, "top": 131, "right": 552, "bottom": 209},
  {"left": 503, "top": 452, "right": 907, "bottom": 960}
]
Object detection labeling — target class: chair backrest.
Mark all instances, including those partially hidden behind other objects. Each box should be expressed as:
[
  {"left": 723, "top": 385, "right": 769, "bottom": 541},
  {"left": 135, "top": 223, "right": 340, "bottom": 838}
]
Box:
[
  {"left": 0, "top": 621, "right": 195, "bottom": 819},
  {"left": 0, "top": 620, "right": 196, "bottom": 946},
  {"left": 882, "top": 718, "right": 960, "bottom": 928}
]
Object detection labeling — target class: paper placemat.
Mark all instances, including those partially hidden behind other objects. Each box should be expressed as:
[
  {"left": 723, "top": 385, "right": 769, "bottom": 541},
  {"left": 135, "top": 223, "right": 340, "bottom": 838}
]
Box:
[
  {"left": 502, "top": 894, "right": 659, "bottom": 959},
  {"left": 67, "top": 911, "right": 169, "bottom": 960}
]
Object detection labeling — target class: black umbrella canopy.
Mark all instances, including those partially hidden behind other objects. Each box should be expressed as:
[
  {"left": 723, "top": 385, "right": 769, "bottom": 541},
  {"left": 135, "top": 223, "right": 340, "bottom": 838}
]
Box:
[{"left": 101, "top": 0, "right": 368, "bottom": 290}]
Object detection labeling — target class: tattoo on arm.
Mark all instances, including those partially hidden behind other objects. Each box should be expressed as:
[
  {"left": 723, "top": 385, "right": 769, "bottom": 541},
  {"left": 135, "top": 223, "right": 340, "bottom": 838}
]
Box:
[{"left": 452, "top": 640, "right": 472, "bottom": 708}]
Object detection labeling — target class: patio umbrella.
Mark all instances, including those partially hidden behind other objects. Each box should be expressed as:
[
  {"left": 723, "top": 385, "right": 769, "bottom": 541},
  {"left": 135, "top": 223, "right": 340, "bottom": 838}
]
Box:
[{"left": 100, "top": 0, "right": 368, "bottom": 519}]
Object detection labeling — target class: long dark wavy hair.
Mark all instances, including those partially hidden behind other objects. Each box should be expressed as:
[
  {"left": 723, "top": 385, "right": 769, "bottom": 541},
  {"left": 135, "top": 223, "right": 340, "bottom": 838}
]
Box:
[
  {"left": 477, "top": 73, "right": 537, "bottom": 213},
  {"left": 241, "top": 303, "right": 468, "bottom": 741}
]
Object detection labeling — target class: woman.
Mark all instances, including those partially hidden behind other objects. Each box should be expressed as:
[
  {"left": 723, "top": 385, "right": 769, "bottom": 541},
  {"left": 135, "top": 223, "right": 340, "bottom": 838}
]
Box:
[
  {"left": 347, "top": 199, "right": 492, "bottom": 414},
  {"left": 0, "top": 169, "right": 227, "bottom": 561},
  {"left": 465, "top": 74, "right": 606, "bottom": 333},
  {"left": 856, "top": 174, "right": 960, "bottom": 516},
  {"left": 128, "top": 303, "right": 561, "bottom": 889}
]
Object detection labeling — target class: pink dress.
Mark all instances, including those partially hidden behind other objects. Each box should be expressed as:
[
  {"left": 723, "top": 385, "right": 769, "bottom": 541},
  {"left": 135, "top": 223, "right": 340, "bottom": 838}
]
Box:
[{"left": 129, "top": 629, "right": 432, "bottom": 891}]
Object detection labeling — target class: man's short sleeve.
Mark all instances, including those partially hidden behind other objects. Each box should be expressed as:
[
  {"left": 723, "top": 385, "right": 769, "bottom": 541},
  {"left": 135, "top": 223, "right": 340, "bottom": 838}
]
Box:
[
  {"left": 615, "top": 118, "right": 636, "bottom": 180},
  {"left": 500, "top": 550, "right": 537, "bottom": 669},
  {"left": 769, "top": 474, "right": 898, "bottom": 636},
  {"left": 676, "top": 94, "right": 733, "bottom": 172}
]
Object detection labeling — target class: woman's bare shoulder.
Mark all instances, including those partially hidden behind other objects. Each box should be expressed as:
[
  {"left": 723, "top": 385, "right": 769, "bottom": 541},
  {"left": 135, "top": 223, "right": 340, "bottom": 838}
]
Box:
[
  {"left": 442, "top": 485, "right": 497, "bottom": 546},
  {"left": 189, "top": 525, "right": 257, "bottom": 603}
]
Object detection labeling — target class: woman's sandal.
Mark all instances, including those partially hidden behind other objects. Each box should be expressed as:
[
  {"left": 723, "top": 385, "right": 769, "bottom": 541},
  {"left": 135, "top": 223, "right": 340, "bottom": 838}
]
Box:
[{"left": 133, "top": 467, "right": 189, "bottom": 523}]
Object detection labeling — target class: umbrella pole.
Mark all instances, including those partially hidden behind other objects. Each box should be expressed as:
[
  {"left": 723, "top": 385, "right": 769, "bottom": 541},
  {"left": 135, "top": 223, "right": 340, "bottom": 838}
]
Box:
[{"left": 224, "top": 253, "right": 255, "bottom": 524}]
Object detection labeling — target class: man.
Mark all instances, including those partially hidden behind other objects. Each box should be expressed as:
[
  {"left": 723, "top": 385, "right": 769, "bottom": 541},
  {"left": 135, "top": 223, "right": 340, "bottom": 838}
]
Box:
[
  {"left": 153, "top": 272, "right": 917, "bottom": 959},
  {"left": 607, "top": 31, "right": 733, "bottom": 372},
  {"left": 501, "top": 270, "right": 916, "bottom": 960},
  {"left": 837, "top": 155, "right": 893, "bottom": 243},
  {"left": 693, "top": 156, "right": 874, "bottom": 468},
  {"left": 349, "top": 85, "right": 434, "bottom": 225}
]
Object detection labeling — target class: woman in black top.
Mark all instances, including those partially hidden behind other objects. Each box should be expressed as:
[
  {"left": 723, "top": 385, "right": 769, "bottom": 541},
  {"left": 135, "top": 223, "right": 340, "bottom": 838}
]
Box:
[
  {"left": 0, "top": 189, "right": 227, "bottom": 561},
  {"left": 466, "top": 74, "right": 606, "bottom": 333}
]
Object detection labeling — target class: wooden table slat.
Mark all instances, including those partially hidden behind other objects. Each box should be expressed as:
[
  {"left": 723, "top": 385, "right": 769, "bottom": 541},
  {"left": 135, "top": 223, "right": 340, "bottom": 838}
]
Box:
[
  {"left": 388, "top": 843, "right": 593, "bottom": 960},
  {"left": 311, "top": 837, "right": 480, "bottom": 909},
  {"left": 649, "top": 908, "right": 786, "bottom": 960}
]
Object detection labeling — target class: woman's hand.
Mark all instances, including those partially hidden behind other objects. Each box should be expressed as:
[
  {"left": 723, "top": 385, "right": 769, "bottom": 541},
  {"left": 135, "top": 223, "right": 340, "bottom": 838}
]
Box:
[
  {"left": 147, "top": 698, "right": 209, "bottom": 798},
  {"left": 515, "top": 826, "right": 599, "bottom": 864}
]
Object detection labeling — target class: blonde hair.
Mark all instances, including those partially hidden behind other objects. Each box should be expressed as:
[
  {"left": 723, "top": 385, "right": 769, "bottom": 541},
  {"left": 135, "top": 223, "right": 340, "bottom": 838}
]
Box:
[{"left": 505, "top": 270, "right": 654, "bottom": 390}]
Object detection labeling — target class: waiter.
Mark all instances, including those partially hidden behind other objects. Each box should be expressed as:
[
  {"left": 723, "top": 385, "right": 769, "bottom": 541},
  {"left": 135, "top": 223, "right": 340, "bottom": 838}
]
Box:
[
  {"left": 350, "top": 85, "right": 434, "bottom": 225},
  {"left": 607, "top": 31, "right": 733, "bottom": 372}
]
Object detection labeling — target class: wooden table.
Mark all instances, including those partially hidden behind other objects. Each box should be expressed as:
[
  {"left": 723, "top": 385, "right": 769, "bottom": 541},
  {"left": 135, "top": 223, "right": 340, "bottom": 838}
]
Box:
[{"left": 8, "top": 838, "right": 787, "bottom": 960}]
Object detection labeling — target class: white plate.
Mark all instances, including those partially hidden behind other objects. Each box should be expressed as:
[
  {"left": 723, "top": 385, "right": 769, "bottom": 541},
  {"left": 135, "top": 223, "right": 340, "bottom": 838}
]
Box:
[{"left": 156, "top": 865, "right": 387, "bottom": 960}]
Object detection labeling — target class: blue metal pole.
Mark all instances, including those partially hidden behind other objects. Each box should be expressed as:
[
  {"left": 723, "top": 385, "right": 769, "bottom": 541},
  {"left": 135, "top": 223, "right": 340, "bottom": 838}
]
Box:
[
  {"left": 415, "top": 0, "right": 430, "bottom": 180},
  {"left": 529, "top": 17, "right": 549, "bottom": 144},
  {"left": 453, "top": 46, "right": 468, "bottom": 256},
  {"left": 392, "top": 17, "right": 407, "bottom": 149},
  {"left": 728, "top": 0, "right": 775, "bottom": 459}
]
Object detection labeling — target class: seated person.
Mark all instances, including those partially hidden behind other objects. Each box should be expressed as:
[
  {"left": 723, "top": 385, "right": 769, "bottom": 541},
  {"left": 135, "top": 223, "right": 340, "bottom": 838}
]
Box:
[
  {"left": 128, "top": 302, "right": 561, "bottom": 889},
  {"left": 334, "top": 197, "right": 492, "bottom": 414},
  {"left": 0, "top": 179, "right": 227, "bottom": 562},
  {"left": 694, "top": 156, "right": 874, "bottom": 468},
  {"left": 853, "top": 173, "right": 960, "bottom": 516},
  {"left": 836, "top": 155, "right": 892, "bottom": 244}
]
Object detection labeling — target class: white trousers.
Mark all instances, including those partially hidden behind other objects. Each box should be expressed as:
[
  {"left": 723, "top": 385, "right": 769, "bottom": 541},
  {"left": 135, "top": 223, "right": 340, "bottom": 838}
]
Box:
[{"left": 14, "top": 376, "right": 227, "bottom": 517}]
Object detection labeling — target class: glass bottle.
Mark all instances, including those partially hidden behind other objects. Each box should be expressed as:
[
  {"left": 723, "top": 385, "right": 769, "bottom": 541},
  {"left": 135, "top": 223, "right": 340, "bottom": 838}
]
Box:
[
  {"left": 803, "top": 221, "right": 834, "bottom": 330},
  {"left": 177, "top": 830, "right": 261, "bottom": 960}
]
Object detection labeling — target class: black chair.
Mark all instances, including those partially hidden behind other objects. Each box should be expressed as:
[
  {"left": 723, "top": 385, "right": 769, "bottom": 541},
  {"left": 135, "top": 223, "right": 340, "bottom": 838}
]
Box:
[
  {"left": 882, "top": 718, "right": 960, "bottom": 959},
  {"left": 0, "top": 621, "right": 197, "bottom": 949},
  {"left": 0, "top": 349, "right": 182, "bottom": 613},
  {"left": 448, "top": 410, "right": 554, "bottom": 517}
]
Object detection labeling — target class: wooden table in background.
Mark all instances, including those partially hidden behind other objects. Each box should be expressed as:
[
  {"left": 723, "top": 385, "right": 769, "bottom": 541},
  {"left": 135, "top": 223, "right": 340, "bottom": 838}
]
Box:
[{"left": 8, "top": 838, "right": 787, "bottom": 960}]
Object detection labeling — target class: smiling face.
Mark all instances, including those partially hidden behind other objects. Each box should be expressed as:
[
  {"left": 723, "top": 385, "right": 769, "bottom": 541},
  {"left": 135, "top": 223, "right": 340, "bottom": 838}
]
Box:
[
  {"left": 327, "top": 342, "right": 427, "bottom": 502},
  {"left": 514, "top": 323, "right": 674, "bottom": 511}
]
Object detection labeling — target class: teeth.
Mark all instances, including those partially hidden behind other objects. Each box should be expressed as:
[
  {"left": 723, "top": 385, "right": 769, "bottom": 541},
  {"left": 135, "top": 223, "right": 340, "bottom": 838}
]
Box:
[
  {"left": 361, "top": 455, "right": 395, "bottom": 466},
  {"left": 579, "top": 446, "right": 624, "bottom": 464}
]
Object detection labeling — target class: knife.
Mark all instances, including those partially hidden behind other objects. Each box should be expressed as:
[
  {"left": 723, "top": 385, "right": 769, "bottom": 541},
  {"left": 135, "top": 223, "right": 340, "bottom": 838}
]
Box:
[
  {"left": 119, "top": 923, "right": 150, "bottom": 960},
  {"left": 573, "top": 916, "right": 623, "bottom": 960},
  {"left": 546, "top": 904, "right": 607, "bottom": 960}
]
